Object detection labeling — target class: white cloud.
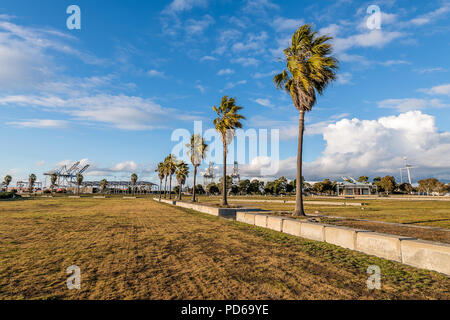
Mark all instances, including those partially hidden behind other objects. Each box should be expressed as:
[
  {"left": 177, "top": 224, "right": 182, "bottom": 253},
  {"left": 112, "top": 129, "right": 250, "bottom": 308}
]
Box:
[
  {"left": 162, "top": 0, "right": 207, "bottom": 14},
  {"left": 217, "top": 68, "right": 234, "bottom": 76},
  {"left": 0, "top": 94, "right": 194, "bottom": 130},
  {"left": 257, "top": 111, "right": 450, "bottom": 181},
  {"left": 231, "top": 57, "right": 259, "bottom": 66},
  {"left": 6, "top": 119, "right": 68, "bottom": 128},
  {"left": 272, "top": 17, "right": 304, "bottom": 32},
  {"left": 377, "top": 98, "right": 446, "bottom": 111},
  {"left": 416, "top": 67, "right": 446, "bottom": 74},
  {"left": 420, "top": 83, "right": 450, "bottom": 96},
  {"left": 223, "top": 80, "right": 247, "bottom": 90},
  {"left": 319, "top": 24, "right": 341, "bottom": 37},
  {"left": 196, "top": 84, "right": 206, "bottom": 93},
  {"left": 147, "top": 69, "right": 166, "bottom": 78},
  {"left": 379, "top": 60, "right": 410, "bottom": 66},
  {"left": 186, "top": 15, "right": 215, "bottom": 35},
  {"left": 336, "top": 72, "right": 352, "bottom": 85},
  {"left": 242, "top": 0, "right": 279, "bottom": 15},
  {"left": 252, "top": 70, "right": 277, "bottom": 79},
  {"left": 200, "top": 55, "right": 217, "bottom": 61},
  {"left": 409, "top": 4, "right": 450, "bottom": 26},
  {"left": 253, "top": 98, "right": 273, "bottom": 107},
  {"left": 334, "top": 30, "right": 403, "bottom": 52}
]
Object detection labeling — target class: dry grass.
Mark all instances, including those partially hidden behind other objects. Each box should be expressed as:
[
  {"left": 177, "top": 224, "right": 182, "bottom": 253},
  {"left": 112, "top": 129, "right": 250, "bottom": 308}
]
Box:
[{"left": 0, "top": 198, "right": 449, "bottom": 300}]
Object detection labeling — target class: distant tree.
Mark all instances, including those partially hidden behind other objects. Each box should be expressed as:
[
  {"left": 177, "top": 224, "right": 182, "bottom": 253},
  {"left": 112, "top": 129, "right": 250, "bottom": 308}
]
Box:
[
  {"left": 186, "top": 134, "right": 208, "bottom": 202},
  {"left": 213, "top": 96, "right": 245, "bottom": 205},
  {"left": 28, "top": 174, "right": 36, "bottom": 194},
  {"left": 286, "top": 180, "right": 295, "bottom": 193},
  {"left": 373, "top": 177, "right": 381, "bottom": 183},
  {"left": 379, "top": 176, "right": 396, "bottom": 195},
  {"left": 100, "top": 179, "right": 108, "bottom": 194},
  {"left": 207, "top": 182, "right": 220, "bottom": 195},
  {"left": 194, "top": 184, "right": 205, "bottom": 195},
  {"left": 175, "top": 161, "right": 189, "bottom": 200},
  {"left": 397, "top": 182, "right": 412, "bottom": 194},
  {"left": 230, "top": 184, "right": 239, "bottom": 195},
  {"left": 357, "top": 176, "right": 369, "bottom": 183},
  {"left": 218, "top": 175, "right": 233, "bottom": 194},
  {"left": 165, "top": 155, "right": 177, "bottom": 199},
  {"left": 238, "top": 179, "right": 251, "bottom": 195},
  {"left": 156, "top": 162, "right": 165, "bottom": 200},
  {"left": 3, "top": 175, "right": 12, "bottom": 192},
  {"left": 130, "top": 173, "right": 138, "bottom": 196},
  {"left": 50, "top": 173, "right": 58, "bottom": 194},
  {"left": 249, "top": 179, "right": 263, "bottom": 194},
  {"left": 76, "top": 173, "right": 84, "bottom": 195},
  {"left": 418, "top": 178, "right": 443, "bottom": 195},
  {"left": 264, "top": 181, "right": 275, "bottom": 195}
]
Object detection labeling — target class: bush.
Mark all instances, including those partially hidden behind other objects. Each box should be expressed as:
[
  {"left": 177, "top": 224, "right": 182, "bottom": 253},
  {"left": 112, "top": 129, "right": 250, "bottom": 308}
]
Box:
[{"left": 0, "top": 191, "right": 21, "bottom": 200}]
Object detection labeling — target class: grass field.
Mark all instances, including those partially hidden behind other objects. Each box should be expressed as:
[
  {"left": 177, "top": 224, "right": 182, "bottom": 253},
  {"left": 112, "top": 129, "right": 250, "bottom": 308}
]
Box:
[{"left": 0, "top": 197, "right": 449, "bottom": 300}]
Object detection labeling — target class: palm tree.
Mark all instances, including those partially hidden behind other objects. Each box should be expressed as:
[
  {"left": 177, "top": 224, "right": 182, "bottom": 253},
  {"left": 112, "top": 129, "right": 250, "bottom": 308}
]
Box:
[
  {"left": 50, "top": 173, "right": 57, "bottom": 194},
  {"left": 156, "top": 162, "right": 165, "bottom": 200},
  {"left": 131, "top": 173, "right": 138, "bottom": 196},
  {"left": 165, "top": 155, "right": 177, "bottom": 199},
  {"left": 100, "top": 179, "right": 108, "bottom": 194},
  {"left": 186, "top": 134, "right": 208, "bottom": 202},
  {"left": 3, "top": 175, "right": 12, "bottom": 192},
  {"left": 273, "top": 24, "right": 338, "bottom": 216},
  {"left": 28, "top": 174, "right": 36, "bottom": 194},
  {"left": 76, "top": 173, "right": 84, "bottom": 195},
  {"left": 176, "top": 161, "right": 189, "bottom": 200},
  {"left": 213, "top": 96, "right": 245, "bottom": 206}
]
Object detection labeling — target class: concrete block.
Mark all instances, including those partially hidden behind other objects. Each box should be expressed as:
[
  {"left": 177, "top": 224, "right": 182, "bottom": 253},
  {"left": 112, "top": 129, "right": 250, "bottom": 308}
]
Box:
[
  {"left": 401, "top": 239, "right": 450, "bottom": 276},
  {"left": 356, "top": 232, "right": 414, "bottom": 262},
  {"left": 254, "top": 214, "right": 268, "bottom": 228},
  {"left": 244, "top": 213, "right": 256, "bottom": 225},
  {"left": 236, "top": 211, "right": 246, "bottom": 223},
  {"left": 267, "top": 216, "right": 284, "bottom": 232},
  {"left": 282, "top": 218, "right": 302, "bottom": 237},
  {"left": 324, "top": 226, "right": 369, "bottom": 250},
  {"left": 300, "top": 222, "right": 325, "bottom": 241}
]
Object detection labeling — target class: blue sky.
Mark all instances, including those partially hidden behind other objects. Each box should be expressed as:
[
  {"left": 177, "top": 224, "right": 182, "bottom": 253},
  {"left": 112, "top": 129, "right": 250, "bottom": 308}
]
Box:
[{"left": 1, "top": 0, "right": 450, "bottom": 185}]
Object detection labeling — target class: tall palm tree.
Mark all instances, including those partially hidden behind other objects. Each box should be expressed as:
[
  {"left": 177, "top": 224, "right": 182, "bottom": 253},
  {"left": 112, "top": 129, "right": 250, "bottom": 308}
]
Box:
[
  {"left": 176, "top": 161, "right": 189, "bottom": 201},
  {"left": 155, "top": 162, "right": 165, "bottom": 200},
  {"left": 50, "top": 173, "right": 58, "bottom": 194},
  {"left": 3, "top": 175, "right": 12, "bottom": 192},
  {"left": 131, "top": 173, "right": 138, "bottom": 196},
  {"left": 162, "top": 159, "right": 169, "bottom": 198},
  {"left": 28, "top": 174, "right": 36, "bottom": 194},
  {"left": 213, "top": 96, "right": 245, "bottom": 206},
  {"left": 100, "top": 179, "right": 108, "bottom": 194},
  {"left": 186, "top": 134, "right": 208, "bottom": 202},
  {"left": 273, "top": 24, "right": 338, "bottom": 216},
  {"left": 76, "top": 173, "right": 84, "bottom": 195},
  {"left": 165, "top": 154, "right": 177, "bottom": 199}
]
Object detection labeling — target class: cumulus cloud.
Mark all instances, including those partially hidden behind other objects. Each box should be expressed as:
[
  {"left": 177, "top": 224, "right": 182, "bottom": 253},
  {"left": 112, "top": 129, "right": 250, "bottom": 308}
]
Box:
[
  {"left": 147, "top": 69, "right": 166, "bottom": 78},
  {"left": 162, "top": 0, "right": 207, "bottom": 14},
  {"left": 217, "top": 68, "right": 234, "bottom": 76},
  {"left": 272, "top": 17, "right": 304, "bottom": 32},
  {"left": 257, "top": 111, "right": 450, "bottom": 181},
  {"left": 253, "top": 98, "right": 273, "bottom": 107}
]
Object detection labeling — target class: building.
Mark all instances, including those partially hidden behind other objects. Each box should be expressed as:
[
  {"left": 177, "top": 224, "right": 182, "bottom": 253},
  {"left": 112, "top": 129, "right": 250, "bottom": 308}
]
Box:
[{"left": 336, "top": 180, "right": 377, "bottom": 196}]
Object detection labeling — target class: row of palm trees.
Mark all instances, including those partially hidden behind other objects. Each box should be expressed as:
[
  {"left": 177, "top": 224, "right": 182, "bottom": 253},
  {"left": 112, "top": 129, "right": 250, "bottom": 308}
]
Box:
[
  {"left": 156, "top": 155, "right": 190, "bottom": 201},
  {"left": 155, "top": 24, "right": 338, "bottom": 215}
]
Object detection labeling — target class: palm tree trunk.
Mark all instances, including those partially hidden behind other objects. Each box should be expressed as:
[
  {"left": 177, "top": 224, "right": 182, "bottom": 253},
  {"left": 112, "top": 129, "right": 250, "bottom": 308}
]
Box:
[
  {"left": 222, "top": 144, "right": 228, "bottom": 206},
  {"left": 164, "top": 176, "right": 167, "bottom": 198},
  {"left": 294, "top": 110, "right": 306, "bottom": 216},
  {"left": 169, "top": 175, "right": 173, "bottom": 199},
  {"left": 179, "top": 183, "right": 182, "bottom": 200},
  {"left": 159, "top": 179, "right": 162, "bottom": 200},
  {"left": 192, "top": 166, "right": 197, "bottom": 202}
]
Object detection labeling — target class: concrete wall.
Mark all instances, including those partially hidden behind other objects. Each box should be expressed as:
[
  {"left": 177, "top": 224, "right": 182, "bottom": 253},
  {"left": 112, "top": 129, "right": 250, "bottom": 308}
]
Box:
[
  {"left": 401, "top": 239, "right": 450, "bottom": 275},
  {"left": 282, "top": 219, "right": 302, "bottom": 237},
  {"left": 267, "top": 216, "right": 284, "bottom": 232},
  {"left": 254, "top": 214, "right": 268, "bottom": 228},
  {"left": 236, "top": 211, "right": 246, "bottom": 223},
  {"left": 300, "top": 222, "right": 326, "bottom": 241},
  {"left": 324, "top": 226, "right": 369, "bottom": 250},
  {"left": 356, "top": 232, "right": 414, "bottom": 262},
  {"left": 243, "top": 213, "right": 256, "bottom": 225}
]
